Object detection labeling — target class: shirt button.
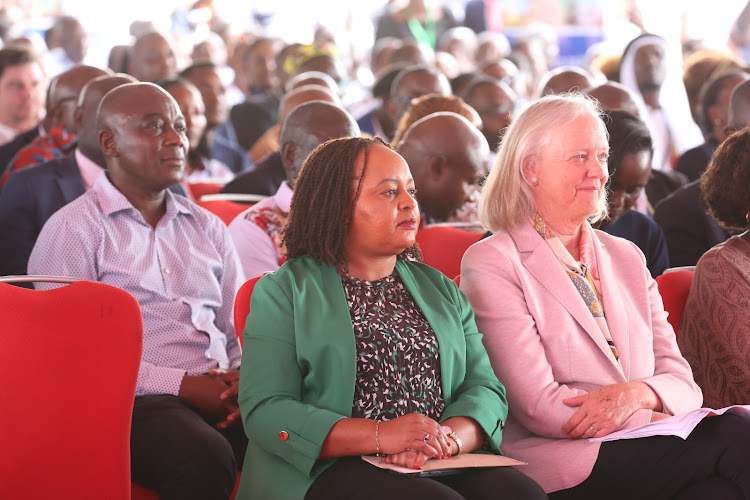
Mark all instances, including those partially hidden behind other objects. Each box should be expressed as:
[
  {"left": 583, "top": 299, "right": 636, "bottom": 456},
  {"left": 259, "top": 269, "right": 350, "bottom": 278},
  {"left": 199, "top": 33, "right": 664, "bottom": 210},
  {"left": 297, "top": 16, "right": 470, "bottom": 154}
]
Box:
[
  {"left": 279, "top": 431, "right": 289, "bottom": 441},
  {"left": 164, "top": 267, "right": 171, "bottom": 274}
]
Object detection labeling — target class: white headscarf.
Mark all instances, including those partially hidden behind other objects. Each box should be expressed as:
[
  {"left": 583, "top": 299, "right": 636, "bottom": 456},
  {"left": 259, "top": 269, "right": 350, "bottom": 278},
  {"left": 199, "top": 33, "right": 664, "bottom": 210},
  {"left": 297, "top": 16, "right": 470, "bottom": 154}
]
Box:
[{"left": 619, "top": 33, "right": 703, "bottom": 170}]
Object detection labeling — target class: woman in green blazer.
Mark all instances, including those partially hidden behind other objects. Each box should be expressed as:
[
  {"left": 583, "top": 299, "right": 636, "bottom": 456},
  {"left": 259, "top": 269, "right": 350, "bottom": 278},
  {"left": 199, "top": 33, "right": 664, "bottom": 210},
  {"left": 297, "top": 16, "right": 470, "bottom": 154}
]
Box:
[{"left": 237, "top": 136, "right": 546, "bottom": 500}]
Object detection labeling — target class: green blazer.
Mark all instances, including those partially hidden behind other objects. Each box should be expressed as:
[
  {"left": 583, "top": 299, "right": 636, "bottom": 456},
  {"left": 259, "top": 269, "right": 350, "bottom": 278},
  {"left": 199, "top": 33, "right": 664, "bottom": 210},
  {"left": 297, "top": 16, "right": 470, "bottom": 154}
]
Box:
[{"left": 237, "top": 256, "right": 507, "bottom": 499}]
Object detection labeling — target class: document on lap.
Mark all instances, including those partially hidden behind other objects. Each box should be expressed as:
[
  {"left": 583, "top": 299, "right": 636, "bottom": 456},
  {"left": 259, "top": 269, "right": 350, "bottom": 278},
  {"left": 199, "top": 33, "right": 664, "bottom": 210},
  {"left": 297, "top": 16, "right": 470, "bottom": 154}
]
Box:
[
  {"left": 361, "top": 453, "right": 526, "bottom": 475},
  {"left": 590, "top": 405, "right": 750, "bottom": 443}
]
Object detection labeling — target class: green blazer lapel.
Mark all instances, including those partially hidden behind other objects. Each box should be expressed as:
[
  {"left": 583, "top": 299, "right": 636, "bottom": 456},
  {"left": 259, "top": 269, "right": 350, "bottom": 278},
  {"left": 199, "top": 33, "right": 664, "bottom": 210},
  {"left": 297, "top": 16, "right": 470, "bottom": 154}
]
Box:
[{"left": 294, "top": 259, "right": 357, "bottom": 414}]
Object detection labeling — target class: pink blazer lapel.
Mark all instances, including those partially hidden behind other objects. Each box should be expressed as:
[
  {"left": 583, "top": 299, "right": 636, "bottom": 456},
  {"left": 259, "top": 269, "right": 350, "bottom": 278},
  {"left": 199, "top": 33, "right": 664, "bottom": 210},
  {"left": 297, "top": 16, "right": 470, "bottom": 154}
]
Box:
[
  {"left": 509, "top": 224, "right": 622, "bottom": 370},
  {"left": 590, "top": 229, "right": 630, "bottom": 378}
]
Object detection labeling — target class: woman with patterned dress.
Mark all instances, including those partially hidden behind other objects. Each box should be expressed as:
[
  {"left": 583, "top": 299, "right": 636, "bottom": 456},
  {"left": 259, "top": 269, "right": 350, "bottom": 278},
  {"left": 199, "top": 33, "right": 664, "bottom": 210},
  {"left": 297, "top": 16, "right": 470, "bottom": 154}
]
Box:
[{"left": 235, "top": 136, "right": 546, "bottom": 499}]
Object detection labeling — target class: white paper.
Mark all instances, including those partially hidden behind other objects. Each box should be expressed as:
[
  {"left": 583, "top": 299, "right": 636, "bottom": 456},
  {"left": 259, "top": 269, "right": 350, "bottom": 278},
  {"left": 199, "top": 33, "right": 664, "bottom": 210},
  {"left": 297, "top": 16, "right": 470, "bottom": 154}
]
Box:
[
  {"left": 361, "top": 453, "right": 526, "bottom": 474},
  {"left": 589, "top": 405, "right": 750, "bottom": 442}
]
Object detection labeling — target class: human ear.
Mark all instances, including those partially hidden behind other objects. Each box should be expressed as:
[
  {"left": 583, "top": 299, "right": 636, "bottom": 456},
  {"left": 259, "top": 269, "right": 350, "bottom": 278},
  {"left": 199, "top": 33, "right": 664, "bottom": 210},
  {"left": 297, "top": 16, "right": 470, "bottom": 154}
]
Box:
[
  {"left": 429, "top": 154, "right": 447, "bottom": 180},
  {"left": 280, "top": 141, "right": 296, "bottom": 169},
  {"left": 522, "top": 154, "right": 538, "bottom": 184},
  {"left": 99, "top": 129, "right": 118, "bottom": 157},
  {"left": 707, "top": 105, "right": 722, "bottom": 128}
]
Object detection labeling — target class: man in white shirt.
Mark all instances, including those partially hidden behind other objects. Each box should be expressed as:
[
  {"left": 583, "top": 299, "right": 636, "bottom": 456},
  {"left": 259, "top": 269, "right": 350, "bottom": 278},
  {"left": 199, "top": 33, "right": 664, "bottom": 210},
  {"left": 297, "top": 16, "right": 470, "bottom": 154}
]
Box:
[{"left": 229, "top": 101, "right": 359, "bottom": 278}]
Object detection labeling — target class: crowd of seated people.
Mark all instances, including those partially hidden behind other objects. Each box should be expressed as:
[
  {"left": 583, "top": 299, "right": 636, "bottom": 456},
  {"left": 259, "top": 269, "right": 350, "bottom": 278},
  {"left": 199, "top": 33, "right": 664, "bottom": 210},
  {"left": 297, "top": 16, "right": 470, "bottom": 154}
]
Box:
[{"left": 5, "top": 2, "right": 750, "bottom": 498}]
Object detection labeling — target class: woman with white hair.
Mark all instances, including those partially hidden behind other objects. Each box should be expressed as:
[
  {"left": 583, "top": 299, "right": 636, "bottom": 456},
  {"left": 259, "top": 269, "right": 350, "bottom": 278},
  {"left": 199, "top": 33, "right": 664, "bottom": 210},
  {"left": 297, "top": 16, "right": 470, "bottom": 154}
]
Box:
[{"left": 460, "top": 93, "right": 750, "bottom": 499}]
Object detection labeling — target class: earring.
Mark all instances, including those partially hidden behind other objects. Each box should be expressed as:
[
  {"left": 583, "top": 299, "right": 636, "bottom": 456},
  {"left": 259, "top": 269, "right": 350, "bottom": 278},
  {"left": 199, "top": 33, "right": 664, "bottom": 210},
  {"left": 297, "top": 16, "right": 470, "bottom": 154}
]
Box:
[
  {"left": 746, "top": 211, "right": 750, "bottom": 224},
  {"left": 530, "top": 177, "right": 537, "bottom": 184}
]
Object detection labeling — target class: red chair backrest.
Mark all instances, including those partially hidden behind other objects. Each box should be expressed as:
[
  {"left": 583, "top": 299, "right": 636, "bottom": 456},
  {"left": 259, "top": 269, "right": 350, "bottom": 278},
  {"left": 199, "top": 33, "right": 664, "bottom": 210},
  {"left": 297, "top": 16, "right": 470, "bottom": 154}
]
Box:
[
  {"left": 234, "top": 276, "right": 263, "bottom": 345},
  {"left": 187, "top": 181, "right": 223, "bottom": 200},
  {"left": 416, "top": 226, "right": 483, "bottom": 280},
  {"left": 197, "top": 199, "right": 252, "bottom": 226},
  {"left": 0, "top": 281, "right": 143, "bottom": 500},
  {"left": 655, "top": 269, "right": 695, "bottom": 337}
]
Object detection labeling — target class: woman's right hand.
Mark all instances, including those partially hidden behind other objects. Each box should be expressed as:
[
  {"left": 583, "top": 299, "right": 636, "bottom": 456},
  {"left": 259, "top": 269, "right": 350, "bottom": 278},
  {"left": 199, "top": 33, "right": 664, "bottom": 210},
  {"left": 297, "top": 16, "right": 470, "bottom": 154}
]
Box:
[
  {"left": 384, "top": 449, "right": 432, "bottom": 470},
  {"left": 379, "top": 413, "right": 452, "bottom": 459}
]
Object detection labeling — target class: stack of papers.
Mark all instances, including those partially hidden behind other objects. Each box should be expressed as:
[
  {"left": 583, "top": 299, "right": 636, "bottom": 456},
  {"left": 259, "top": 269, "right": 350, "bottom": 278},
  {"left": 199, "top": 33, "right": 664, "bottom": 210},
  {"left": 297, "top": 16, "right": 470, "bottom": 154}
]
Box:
[{"left": 590, "top": 405, "right": 750, "bottom": 442}]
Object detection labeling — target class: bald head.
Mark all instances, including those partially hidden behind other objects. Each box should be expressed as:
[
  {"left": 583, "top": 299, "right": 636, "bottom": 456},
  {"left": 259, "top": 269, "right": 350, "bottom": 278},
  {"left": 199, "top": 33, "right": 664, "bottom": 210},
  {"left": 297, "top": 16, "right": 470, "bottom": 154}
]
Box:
[
  {"left": 279, "top": 100, "right": 359, "bottom": 185},
  {"left": 729, "top": 79, "right": 750, "bottom": 130},
  {"left": 129, "top": 32, "right": 177, "bottom": 82},
  {"left": 45, "top": 65, "right": 109, "bottom": 130},
  {"left": 539, "top": 66, "right": 595, "bottom": 97},
  {"left": 75, "top": 74, "right": 137, "bottom": 164},
  {"left": 397, "top": 112, "right": 489, "bottom": 221},
  {"left": 278, "top": 84, "right": 339, "bottom": 125},
  {"left": 585, "top": 81, "right": 641, "bottom": 117},
  {"left": 98, "top": 83, "right": 187, "bottom": 193}
]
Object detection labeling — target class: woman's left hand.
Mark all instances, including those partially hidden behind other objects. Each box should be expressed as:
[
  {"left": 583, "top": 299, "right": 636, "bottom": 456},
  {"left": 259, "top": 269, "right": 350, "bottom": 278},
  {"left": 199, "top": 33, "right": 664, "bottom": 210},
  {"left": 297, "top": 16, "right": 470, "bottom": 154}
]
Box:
[
  {"left": 384, "top": 449, "right": 432, "bottom": 470},
  {"left": 561, "top": 381, "right": 660, "bottom": 438}
]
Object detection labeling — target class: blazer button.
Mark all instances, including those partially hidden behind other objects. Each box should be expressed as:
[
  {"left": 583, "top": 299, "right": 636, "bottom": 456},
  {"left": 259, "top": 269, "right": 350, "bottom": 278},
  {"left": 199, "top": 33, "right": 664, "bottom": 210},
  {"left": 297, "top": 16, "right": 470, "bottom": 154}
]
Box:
[
  {"left": 500, "top": 420, "right": 505, "bottom": 429},
  {"left": 279, "top": 431, "right": 289, "bottom": 441}
]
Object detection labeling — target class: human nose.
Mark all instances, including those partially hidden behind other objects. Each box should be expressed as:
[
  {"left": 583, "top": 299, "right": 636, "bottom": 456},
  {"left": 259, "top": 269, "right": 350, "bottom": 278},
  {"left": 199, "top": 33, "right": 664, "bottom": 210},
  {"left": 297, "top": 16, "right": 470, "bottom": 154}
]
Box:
[
  {"left": 399, "top": 189, "right": 417, "bottom": 211},
  {"left": 164, "top": 124, "right": 184, "bottom": 146},
  {"left": 588, "top": 157, "right": 608, "bottom": 180}
]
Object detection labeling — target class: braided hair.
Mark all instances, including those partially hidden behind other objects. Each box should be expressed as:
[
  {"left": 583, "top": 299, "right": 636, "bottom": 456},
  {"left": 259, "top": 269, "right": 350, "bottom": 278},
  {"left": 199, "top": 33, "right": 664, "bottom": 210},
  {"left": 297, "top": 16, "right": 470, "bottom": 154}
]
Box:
[{"left": 283, "top": 136, "right": 421, "bottom": 273}]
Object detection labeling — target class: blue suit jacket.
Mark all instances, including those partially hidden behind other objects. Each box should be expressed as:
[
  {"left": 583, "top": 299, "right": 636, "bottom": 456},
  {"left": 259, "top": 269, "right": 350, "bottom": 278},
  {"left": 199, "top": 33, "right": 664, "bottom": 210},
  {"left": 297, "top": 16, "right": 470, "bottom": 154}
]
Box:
[
  {"left": 0, "top": 155, "right": 189, "bottom": 279},
  {"left": 0, "top": 155, "right": 84, "bottom": 278},
  {"left": 0, "top": 126, "right": 40, "bottom": 180}
]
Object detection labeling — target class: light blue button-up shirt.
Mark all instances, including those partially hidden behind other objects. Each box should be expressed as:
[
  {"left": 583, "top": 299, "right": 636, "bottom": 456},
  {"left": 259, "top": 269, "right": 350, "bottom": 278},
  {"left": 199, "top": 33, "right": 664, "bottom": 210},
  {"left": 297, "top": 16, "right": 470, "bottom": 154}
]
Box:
[{"left": 29, "top": 174, "right": 245, "bottom": 396}]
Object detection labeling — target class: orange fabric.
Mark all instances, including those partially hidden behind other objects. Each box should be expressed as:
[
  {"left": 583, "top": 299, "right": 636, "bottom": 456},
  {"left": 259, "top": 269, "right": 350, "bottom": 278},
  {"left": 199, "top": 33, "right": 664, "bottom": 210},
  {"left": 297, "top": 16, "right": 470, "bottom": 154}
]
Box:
[
  {"left": 233, "top": 276, "right": 263, "bottom": 346},
  {"left": 197, "top": 199, "right": 253, "bottom": 226},
  {"left": 415, "top": 226, "right": 483, "bottom": 280},
  {"left": 0, "top": 281, "right": 143, "bottom": 500},
  {"left": 655, "top": 269, "right": 695, "bottom": 337}
]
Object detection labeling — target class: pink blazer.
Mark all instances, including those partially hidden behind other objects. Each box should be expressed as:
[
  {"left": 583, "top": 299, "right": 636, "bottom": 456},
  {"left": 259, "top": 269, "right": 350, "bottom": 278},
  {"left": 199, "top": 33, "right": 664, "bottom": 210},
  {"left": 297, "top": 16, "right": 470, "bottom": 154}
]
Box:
[{"left": 460, "top": 222, "right": 702, "bottom": 493}]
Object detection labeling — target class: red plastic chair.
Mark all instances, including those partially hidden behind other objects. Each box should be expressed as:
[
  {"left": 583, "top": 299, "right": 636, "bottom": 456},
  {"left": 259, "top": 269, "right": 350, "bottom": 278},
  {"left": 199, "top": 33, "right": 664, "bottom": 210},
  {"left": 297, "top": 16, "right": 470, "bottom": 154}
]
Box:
[
  {"left": 187, "top": 181, "right": 224, "bottom": 200},
  {"left": 196, "top": 199, "right": 252, "bottom": 226},
  {"left": 0, "top": 277, "right": 143, "bottom": 500},
  {"left": 234, "top": 276, "right": 263, "bottom": 345},
  {"left": 416, "top": 226, "right": 484, "bottom": 279},
  {"left": 131, "top": 479, "right": 240, "bottom": 500},
  {"left": 655, "top": 268, "right": 695, "bottom": 337}
]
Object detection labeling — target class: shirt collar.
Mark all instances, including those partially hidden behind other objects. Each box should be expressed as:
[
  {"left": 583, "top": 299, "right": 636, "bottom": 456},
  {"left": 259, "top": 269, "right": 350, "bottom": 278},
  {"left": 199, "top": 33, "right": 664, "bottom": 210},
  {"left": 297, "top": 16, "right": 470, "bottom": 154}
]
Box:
[
  {"left": 275, "top": 181, "right": 294, "bottom": 212},
  {"left": 93, "top": 174, "right": 193, "bottom": 222},
  {"left": 75, "top": 148, "right": 105, "bottom": 191}
]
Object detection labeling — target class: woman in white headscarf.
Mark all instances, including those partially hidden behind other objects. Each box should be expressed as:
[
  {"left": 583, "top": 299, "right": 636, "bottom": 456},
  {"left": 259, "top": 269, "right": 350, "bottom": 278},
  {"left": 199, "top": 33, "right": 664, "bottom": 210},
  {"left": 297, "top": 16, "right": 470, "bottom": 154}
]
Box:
[{"left": 619, "top": 33, "right": 703, "bottom": 171}]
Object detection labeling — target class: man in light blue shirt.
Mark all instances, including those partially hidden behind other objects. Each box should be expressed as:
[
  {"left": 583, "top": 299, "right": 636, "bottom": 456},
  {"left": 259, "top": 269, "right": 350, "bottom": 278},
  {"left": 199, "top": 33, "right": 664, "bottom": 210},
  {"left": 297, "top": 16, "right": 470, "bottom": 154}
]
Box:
[{"left": 29, "top": 82, "right": 246, "bottom": 500}]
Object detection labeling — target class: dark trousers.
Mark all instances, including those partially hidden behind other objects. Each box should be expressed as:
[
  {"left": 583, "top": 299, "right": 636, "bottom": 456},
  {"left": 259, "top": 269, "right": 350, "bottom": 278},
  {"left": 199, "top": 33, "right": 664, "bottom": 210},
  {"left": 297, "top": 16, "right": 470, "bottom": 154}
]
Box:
[
  {"left": 549, "top": 414, "right": 750, "bottom": 500},
  {"left": 130, "top": 395, "right": 248, "bottom": 500},
  {"left": 305, "top": 457, "right": 548, "bottom": 500}
]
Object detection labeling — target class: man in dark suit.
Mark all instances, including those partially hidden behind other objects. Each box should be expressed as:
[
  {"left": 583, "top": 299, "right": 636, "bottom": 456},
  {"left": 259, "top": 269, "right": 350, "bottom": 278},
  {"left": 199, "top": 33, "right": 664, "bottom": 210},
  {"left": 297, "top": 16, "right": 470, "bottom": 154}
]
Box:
[
  {"left": 0, "top": 64, "right": 108, "bottom": 178},
  {"left": 653, "top": 180, "right": 731, "bottom": 267},
  {"left": 653, "top": 78, "right": 750, "bottom": 266},
  {"left": 0, "top": 74, "right": 134, "bottom": 278}
]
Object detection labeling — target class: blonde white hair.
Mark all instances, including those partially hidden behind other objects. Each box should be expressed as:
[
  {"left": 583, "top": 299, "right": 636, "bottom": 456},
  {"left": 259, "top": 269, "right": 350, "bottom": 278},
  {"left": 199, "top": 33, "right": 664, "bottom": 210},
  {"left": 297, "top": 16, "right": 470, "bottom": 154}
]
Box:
[{"left": 479, "top": 93, "right": 609, "bottom": 232}]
